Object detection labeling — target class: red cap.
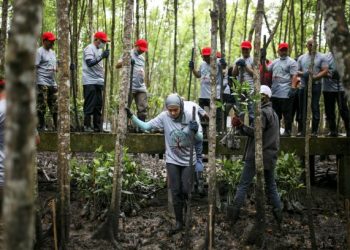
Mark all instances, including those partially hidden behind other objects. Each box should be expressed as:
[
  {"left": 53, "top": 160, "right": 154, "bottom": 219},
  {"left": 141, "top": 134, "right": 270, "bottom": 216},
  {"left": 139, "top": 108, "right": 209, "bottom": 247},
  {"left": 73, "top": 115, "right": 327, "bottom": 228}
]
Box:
[
  {"left": 42, "top": 32, "right": 56, "bottom": 41},
  {"left": 278, "top": 42, "right": 289, "bottom": 50},
  {"left": 241, "top": 41, "right": 252, "bottom": 49},
  {"left": 201, "top": 47, "right": 211, "bottom": 56},
  {"left": 94, "top": 32, "right": 110, "bottom": 42},
  {"left": 216, "top": 51, "right": 222, "bottom": 58},
  {"left": 135, "top": 39, "right": 148, "bottom": 52},
  {"left": 0, "top": 79, "right": 5, "bottom": 86}
]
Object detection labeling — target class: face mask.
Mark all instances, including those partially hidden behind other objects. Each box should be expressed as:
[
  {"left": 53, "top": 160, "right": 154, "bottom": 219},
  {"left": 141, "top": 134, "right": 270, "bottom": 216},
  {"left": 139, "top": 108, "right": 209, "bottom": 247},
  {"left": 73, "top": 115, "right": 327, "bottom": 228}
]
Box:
[
  {"left": 98, "top": 42, "right": 105, "bottom": 49},
  {"left": 280, "top": 55, "right": 287, "bottom": 60}
]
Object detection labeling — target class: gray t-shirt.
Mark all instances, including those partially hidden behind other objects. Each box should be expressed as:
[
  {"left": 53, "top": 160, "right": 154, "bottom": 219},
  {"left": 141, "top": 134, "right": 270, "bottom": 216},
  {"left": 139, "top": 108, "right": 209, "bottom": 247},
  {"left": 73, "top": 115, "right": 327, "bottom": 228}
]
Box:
[
  {"left": 82, "top": 44, "right": 104, "bottom": 85},
  {"left": 0, "top": 99, "right": 5, "bottom": 187},
  {"left": 322, "top": 52, "right": 344, "bottom": 92},
  {"left": 184, "top": 101, "right": 206, "bottom": 118},
  {"left": 234, "top": 56, "right": 254, "bottom": 91},
  {"left": 297, "top": 52, "right": 328, "bottom": 87},
  {"left": 268, "top": 56, "right": 298, "bottom": 98},
  {"left": 148, "top": 107, "right": 202, "bottom": 166},
  {"left": 131, "top": 49, "right": 147, "bottom": 93},
  {"left": 198, "top": 60, "right": 225, "bottom": 99},
  {"left": 35, "top": 47, "right": 57, "bottom": 86}
]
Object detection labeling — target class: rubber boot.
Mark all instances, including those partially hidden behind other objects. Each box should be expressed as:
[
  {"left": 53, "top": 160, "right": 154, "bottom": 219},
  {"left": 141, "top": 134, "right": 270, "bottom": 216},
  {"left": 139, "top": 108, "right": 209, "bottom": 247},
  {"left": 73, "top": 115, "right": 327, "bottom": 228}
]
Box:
[
  {"left": 37, "top": 112, "right": 46, "bottom": 131},
  {"left": 273, "top": 207, "right": 283, "bottom": 224},
  {"left": 84, "top": 115, "right": 93, "bottom": 132},
  {"left": 311, "top": 121, "right": 319, "bottom": 137},
  {"left": 327, "top": 119, "right": 337, "bottom": 137},
  {"left": 169, "top": 205, "right": 183, "bottom": 235},
  {"left": 196, "top": 172, "right": 205, "bottom": 196},
  {"left": 52, "top": 113, "right": 58, "bottom": 131}
]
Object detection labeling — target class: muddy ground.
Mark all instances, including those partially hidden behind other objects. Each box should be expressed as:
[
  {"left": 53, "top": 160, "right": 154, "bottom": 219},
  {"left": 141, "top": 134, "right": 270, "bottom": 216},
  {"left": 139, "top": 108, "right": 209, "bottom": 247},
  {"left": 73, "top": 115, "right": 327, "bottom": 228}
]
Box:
[{"left": 37, "top": 153, "right": 347, "bottom": 250}]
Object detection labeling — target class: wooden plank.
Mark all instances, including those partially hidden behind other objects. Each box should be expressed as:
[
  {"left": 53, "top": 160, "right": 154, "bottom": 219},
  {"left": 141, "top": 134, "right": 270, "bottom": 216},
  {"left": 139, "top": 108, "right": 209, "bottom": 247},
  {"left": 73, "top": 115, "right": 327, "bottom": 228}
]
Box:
[{"left": 37, "top": 133, "right": 350, "bottom": 155}]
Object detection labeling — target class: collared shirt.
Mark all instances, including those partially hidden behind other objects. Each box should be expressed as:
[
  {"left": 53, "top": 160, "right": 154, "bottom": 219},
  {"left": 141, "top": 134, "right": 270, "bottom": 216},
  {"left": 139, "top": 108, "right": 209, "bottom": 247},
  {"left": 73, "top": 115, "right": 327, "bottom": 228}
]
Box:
[{"left": 35, "top": 47, "right": 57, "bottom": 86}]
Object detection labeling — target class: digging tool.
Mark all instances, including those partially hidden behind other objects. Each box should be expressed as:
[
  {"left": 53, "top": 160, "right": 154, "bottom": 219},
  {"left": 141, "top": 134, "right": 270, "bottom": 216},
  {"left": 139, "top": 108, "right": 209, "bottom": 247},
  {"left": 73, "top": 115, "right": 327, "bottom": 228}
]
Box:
[
  {"left": 184, "top": 106, "right": 196, "bottom": 246},
  {"left": 336, "top": 78, "right": 342, "bottom": 134},
  {"left": 219, "top": 58, "right": 225, "bottom": 133},
  {"left": 48, "top": 199, "right": 58, "bottom": 250},
  {"left": 100, "top": 44, "right": 109, "bottom": 132},
  {"left": 187, "top": 47, "right": 195, "bottom": 100},
  {"left": 128, "top": 57, "right": 135, "bottom": 108},
  {"left": 70, "top": 63, "right": 80, "bottom": 131},
  {"left": 261, "top": 35, "right": 267, "bottom": 85}
]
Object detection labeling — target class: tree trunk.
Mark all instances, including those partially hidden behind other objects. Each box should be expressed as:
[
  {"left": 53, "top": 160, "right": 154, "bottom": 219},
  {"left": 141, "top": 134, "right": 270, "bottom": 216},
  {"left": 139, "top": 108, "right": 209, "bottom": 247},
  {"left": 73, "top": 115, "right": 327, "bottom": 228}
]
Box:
[
  {"left": 3, "top": 0, "right": 42, "bottom": 248},
  {"left": 243, "top": 0, "right": 250, "bottom": 41},
  {"left": 88, "top": 0, "right": 93, "bottom": 41},
  {"left": 109, "top": 0, "right": 116, "bottom": 101},
  {"left": 291, "top": 0, "right": 298, "bottom": 57},
  {"left": 263, "top": 12, "right": 277, "bottom": 57},
  {"left": 321, "top": 0, "right": 350, "bottom": 94},
  {"left": 228, "top": 0, "right": 238, "bottom": 64},
  {"left": 246, "top": 0, "right": 265, "bottom": 246},
  {"left": 206, "top": 2, "right": 218, "bottom": 248},
  {"left": 300, "top": 0, "right": 305, "bottom": 54},
  {"left": 283, "top": 0, "right": 290, "bottom": 42},
  {"left": 173, "top": 0, "right": 178, "bottom": 92},
  {"left": 56, "top": 0, "right": 71, "bottom": 247},
  {"left": 191, "top": 0, "right": 197, "bottom": 98},
  {"left": 304, "top": 2, "right": 320, "bottom": 250},
  {"left": 135, "top": 0, "right": 140, "bottom": 39},
  {"left": 266, "top": 0, "right": 287, "bottom": 49},
  {"left": 143, "top": 0, "right": 149, "bottom": 87},
  {"left": 92, "top": 0, "right": 133, "bottom": 246},
  {"left": 0, "top": 0, "right": 8, "bottom": 75},
  {"left": 218, "top": 0, "right": 226, "bottom": 131}
]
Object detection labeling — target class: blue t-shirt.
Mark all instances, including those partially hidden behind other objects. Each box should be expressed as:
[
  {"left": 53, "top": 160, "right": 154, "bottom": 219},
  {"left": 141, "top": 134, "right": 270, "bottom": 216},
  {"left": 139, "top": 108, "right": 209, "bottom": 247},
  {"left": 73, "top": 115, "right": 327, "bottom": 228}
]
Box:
[{"left": 297, "top": 52, "right": 328, "bottom": 87}]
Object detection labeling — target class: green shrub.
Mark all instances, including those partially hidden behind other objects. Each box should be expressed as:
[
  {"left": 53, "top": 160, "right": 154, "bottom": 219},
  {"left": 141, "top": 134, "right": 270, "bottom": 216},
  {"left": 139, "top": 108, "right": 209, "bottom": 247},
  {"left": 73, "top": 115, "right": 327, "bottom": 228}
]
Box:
[{"left": 275, "top": 151, "right": 305, "bottom": 198}]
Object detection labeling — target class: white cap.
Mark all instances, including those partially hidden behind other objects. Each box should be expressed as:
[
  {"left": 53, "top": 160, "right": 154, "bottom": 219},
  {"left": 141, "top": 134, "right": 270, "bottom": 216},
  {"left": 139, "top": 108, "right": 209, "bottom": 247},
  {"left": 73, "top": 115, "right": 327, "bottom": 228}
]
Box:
[{"left": 260, "top": 85, "right": 272, "bottom": 98}]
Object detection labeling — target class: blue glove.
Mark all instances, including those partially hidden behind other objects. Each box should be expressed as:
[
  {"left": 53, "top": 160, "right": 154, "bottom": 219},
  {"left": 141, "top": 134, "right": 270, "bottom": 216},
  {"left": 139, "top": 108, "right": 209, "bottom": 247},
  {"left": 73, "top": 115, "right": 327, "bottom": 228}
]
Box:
[
  {"left": 236, "top": 58, "right": 246, "bottom": 67},
  {"left": 189, "top": 60, "right": 194, "bottom": 70},
  {"left": 101, "top": 49, "right": 110, "bottom": 59},
  {"left": 219, "top": 58, "right": 227, "bottom": 67},
  {"left": 288, "top": 88, "right": 298, "bottom": 98},
  {"left": 302, "top": 71, "right": 309, "bottom": 79},
  {"left": 189, "top": 120, "right": 199, "bottom": 133}
]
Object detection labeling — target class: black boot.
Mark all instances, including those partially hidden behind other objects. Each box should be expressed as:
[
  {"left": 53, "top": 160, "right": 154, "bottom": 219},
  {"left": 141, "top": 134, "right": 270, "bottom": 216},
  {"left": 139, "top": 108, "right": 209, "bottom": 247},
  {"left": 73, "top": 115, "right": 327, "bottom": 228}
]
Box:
[
  {"left": 52, "top": 113, "right": 58, "bottom": 131},
  {"left": 84, "top": 115, "right": 93, "bottom": 132},
  {"left": 273, "top": 207, "right": 283, "bottom": 224},
  {"left": 327, "top": 119, "right": 337, "bottom": 137},
  {"left": 169, "top": 205, "right": 184, "bottom": 235},
  {"left": 38, "top": 112, "right": 46, "bottom": 131}
]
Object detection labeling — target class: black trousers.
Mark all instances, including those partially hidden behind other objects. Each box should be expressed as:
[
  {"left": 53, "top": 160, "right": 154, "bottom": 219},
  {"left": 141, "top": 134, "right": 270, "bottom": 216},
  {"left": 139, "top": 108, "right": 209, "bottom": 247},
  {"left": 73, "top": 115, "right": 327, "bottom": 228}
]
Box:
[
  {"left": 83, "top": 84, "right": 103, "bottom": 129},
  {"left": 291, "top": 89, "right": 302, "bottom": 132},
  {"left": 271, "top": 97, "right": 294, "bottom": 133},
  {"left": 323, "top": 91, "right": 350, "bottom": 133},
  {"left": 166, "top": 163, "right": 192, "bottom": 207},
  {"left": 299, "top": 84, "right": 322, "bottom": 133}
]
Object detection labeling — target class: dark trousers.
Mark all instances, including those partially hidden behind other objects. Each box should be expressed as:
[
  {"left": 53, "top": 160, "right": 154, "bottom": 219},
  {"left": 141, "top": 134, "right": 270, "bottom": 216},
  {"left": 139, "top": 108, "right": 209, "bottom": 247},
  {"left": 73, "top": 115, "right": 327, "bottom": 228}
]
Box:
[
  {"left": 233, "top": 160, "right": 281, "bottom": 209},
  {"left": 323, "top": 91, "right": 350, "bottom": 133},
  {"left": 83, "top": 84, "right": 103, "bottom": 129},
  {"left": 166, "top": 163, "right": 192, "bottom": 207},
  {"left": 198, "top": 98, "right": 223, "bottom": 131},
  {"left": 291, "top": 89, "right": 302, "bottom": 133},
  {"left": 37, "top": 85, "right": 58, "bottom": 128},
  {"left": 271, "top": 97, "right": 294, "bottom": 133},
  {"left": 299, "top": 84, "right": 322, "bottom": 133}
]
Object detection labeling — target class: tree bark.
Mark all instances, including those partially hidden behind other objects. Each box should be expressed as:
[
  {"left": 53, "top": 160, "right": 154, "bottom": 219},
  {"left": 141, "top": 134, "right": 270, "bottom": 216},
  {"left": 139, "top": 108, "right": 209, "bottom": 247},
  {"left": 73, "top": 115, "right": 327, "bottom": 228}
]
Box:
[
  {"left": 88, "top": 0, "right": 93, "bottom": 41},
  {"left": 0, "top": 0, "right": 8, "bottom": 75},
  {"left": 300, "top": 0, "right": 305, "bottom": 54},
  {"left": 321, "top": 0, "right": 350, "bottom": 94},
  {"left": 246, "top": 0, "right": 265, "bottom": 246},
  {"left": 283, "top": 0, "right": 290, "bottom": 42},
  {"left": 191, "top": 0, "right": 197, "bottom": 98},
  {"left": 304, "top": 2, "right": 320, "bottom": 250},
  {"left": 56, "top": 0, "right": 71, "bottom": 247},
  {"left": 263, "top": 12, "right": 277, "bottom": 57},
  {"left": 92, "top": 0, "right": 133, "bottom": 246},
  {"left": 206, "top": 2, "right": 218, "bottom": 249},
  {"left": 173, "top": 0, "right": 178, "bottom": 92},
  {"left": 109, "top": 0, "right": 116, "bottom": 101},
  {"left": 228, "top": 0, "right": 238, "bottom": 64},
  {"left": 3, "top": 0, "right": 42, "bottom": 248},
  {"left": 291, "top": 0, "right": 298, "bottom": 57},
  {"left": 135, "top": 0, "right": 140, "bottom": 39}
]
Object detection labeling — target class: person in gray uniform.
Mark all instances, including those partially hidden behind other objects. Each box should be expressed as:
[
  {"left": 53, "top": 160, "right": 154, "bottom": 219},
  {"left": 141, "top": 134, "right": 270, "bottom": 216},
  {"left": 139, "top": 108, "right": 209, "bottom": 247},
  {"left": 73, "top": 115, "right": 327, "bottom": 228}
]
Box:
[
  {"left": 126, "top": 94, "right": 203, "bottom": 234},
  {"left": 36, "top": 32, "right": 58, "bottom": 131},
  {"left": 297, "top": 38, "right": 328, "bottom": 137},
  {"left": 82, "top": 31, "right": 110, "bottom": 132},
  {"left": 116, "top": 39, "right": 149, "bottom": 122},
  {"left": 322, "top": 52, "right": 350, "bottom": 137}
]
